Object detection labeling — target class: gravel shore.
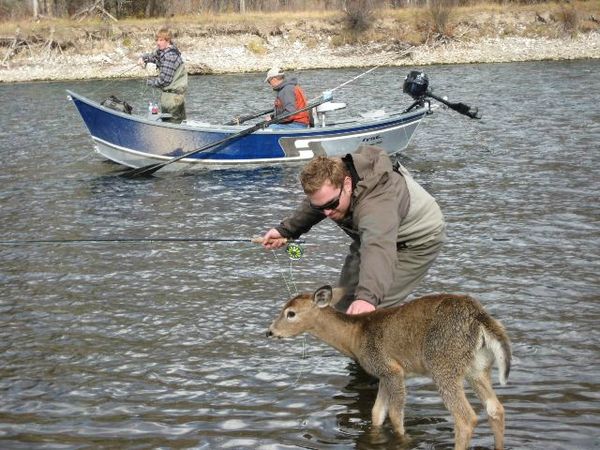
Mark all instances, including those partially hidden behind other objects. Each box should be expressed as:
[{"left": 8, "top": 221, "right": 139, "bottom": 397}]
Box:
[{"left": 1, "top": 31, "right": 599, "bottom": 83}]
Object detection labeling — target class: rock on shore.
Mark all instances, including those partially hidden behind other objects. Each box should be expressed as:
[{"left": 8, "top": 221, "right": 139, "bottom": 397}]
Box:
[{"left": 1, "top": 29, "right": 599, "bottom": 83}]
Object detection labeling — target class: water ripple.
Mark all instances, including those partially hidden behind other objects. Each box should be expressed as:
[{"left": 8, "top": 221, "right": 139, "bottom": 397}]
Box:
[{"left": 1, "top": 60, "right": 599, "bottom": 449}]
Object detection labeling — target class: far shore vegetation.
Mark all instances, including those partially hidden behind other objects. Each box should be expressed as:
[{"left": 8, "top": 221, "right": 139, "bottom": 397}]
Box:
[{"left": 1, "top": 0, "right": 598, "bottom": 64}]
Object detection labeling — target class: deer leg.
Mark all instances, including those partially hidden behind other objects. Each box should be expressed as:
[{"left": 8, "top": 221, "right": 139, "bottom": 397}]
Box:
[
  {"left": 467, "top": 368, "right": 505, "bottom": 450},
  {"left": 372, "top": 380, "right": 389, "bottom": 427},
  {"left": 376, "top": 373, "right": 406, "bottom": 435},
  {"left": 436, "top": 379, "right": 477, "bottom": 450}
]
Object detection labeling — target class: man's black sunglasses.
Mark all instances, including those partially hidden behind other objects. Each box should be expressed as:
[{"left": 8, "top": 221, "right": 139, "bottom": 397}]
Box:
[{"left": 310, "top": 188, "right": 343, "bottom": 211}]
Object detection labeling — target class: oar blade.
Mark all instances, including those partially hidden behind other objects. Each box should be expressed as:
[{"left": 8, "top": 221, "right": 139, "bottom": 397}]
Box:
[{"left": 119, "top": 162, "right": 165, "bottom": 178}]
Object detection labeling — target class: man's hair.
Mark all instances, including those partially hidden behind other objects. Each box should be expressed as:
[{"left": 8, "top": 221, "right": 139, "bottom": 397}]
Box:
[
  {"left": 156, "top": 27, "right": 172, "bottom": 42},
  {"left": 300, "top": 156, "right": 348, "bottom": 194}
]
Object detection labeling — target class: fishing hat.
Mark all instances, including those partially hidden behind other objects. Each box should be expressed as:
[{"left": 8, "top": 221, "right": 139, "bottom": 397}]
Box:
[{"left": 265, "top": 66, "right": 284, "bottom": 82}]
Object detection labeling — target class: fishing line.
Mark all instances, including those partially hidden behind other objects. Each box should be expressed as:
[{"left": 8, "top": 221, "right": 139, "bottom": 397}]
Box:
[
  {"left": 277, "top": 334, "right": 309, "bottom": 392},
  {"left": 308, "top": 45, "right": 416, "bottom": 103},
  {"left": 139, "top": 66, "right": 160, "bottom": 104},
  {"left": 0, "top": 237, "right": 306, "bottom": 245},
  {"left": 267, "top": 242, "right": 315, "bottom": 392},
  {"left": 85, "top": 63, "right": 140, "bottom": 98},
  {"left": 270, "top": 249, "right": 299, "bottom": 298}
]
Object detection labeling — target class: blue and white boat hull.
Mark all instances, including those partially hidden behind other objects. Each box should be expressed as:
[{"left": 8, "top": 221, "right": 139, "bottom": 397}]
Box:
[{"left": 67, "top": 90, "right": 428, "bottom": 170}]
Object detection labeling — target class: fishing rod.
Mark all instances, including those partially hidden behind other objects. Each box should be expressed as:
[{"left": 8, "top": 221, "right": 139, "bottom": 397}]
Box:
[
  {"left": 0, "top": 237, "right": 307, "bottom": 259},
  {"left": 0, "top": 237, "right": 303, "bottom": 245},
  {"left": 227, "top": 45, "right": 417, "bottom": 126},
  {"left": 325, "top": 45, "right": 416, "bottom": 96}
]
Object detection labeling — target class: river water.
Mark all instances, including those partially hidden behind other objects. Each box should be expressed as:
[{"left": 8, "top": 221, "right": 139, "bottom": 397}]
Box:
[{"left": 1, "top": 60, "right": 599, "bottom": 449}]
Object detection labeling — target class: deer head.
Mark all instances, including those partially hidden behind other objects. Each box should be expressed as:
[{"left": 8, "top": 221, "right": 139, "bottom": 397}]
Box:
[{"left": 266, "top": 285, "right": 334, "bottom": 338}]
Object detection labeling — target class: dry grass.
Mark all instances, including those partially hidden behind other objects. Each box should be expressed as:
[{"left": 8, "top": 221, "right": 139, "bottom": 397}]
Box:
[
  {"left": 386, "top": 0, "right": 599, "bottom": 39},
  {"left": 245, "top": 37, "right": 267, "bottom": 55},
  {"left": 0, "top": 1, "right": 598, "bottom": 49}
]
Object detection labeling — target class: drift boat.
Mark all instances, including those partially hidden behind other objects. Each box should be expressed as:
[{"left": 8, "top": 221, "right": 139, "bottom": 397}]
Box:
[
  {"left": 67, "top": 95, "right": 428, "bottom": 171},
  {"left": 67, "top": 71, "right": 479, "bottom": 173}
]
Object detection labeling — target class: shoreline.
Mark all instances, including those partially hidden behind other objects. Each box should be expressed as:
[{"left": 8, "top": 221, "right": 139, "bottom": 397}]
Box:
[{"left": 1, "top": 32, "right": 599, "bottom": 83}]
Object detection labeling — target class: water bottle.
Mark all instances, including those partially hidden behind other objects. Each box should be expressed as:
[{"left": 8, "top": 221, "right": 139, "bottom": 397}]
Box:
[{"left": 148, "top": 101, "right": 159, "bottom": 119}]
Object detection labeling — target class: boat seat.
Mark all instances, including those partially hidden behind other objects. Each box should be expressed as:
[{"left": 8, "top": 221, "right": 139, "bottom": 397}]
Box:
[
  {"left": 315, "top": 102, "right": 347, "bottom": 127},
  {"left": 360, "top": 109, "right": 387, "bottom": 120}
]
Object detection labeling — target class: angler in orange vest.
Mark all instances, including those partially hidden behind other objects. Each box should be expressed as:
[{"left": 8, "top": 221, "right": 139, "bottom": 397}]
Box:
[{"left": 264, "top": 66, "right": 311, "bottom": 129}]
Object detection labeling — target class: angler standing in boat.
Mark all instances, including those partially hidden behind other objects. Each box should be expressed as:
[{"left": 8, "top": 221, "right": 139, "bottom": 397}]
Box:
[
  {"left": 264, "top": 66, "right": 311, "bottom": 129},
  {"left": 138, "top": 26, "right": 188, "bottom": 123},
  {"left": 261, "top": 146, "right": 446, "bottom": 314}
]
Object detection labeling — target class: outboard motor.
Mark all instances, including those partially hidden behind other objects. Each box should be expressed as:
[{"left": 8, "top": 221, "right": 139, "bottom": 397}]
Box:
[
  {"left": 403, "top": 71, "right": 429, "bottom": 100},
  {"left": 402, "top": 70, "right": 481, "bottom": 119}
]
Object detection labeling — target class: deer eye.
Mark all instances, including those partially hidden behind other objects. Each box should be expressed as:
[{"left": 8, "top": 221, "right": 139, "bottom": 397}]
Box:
[{"left": 286, "top": 310, "right": 296, "bottom": 319}]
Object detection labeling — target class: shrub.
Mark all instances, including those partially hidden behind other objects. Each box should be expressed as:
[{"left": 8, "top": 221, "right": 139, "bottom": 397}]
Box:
[
  {"left": 556, "top": 5, "right": 580, "bottom": 34},
  {"left": 428, "top": 0, "right": 456, "bottom": 37},
  {"left": 246, "top": 37, "right": 267, "bottom": 54},
  {"left": 0, "top": 0, "right": 29, "bottom": 20},
  {"left": 343, "top": 0, "right": 375, "bottom": 34}
]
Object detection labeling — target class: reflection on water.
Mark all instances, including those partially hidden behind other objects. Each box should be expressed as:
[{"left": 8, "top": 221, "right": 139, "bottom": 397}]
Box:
[{"left": 1, "top": 60, "right": 599, "bottom": 449}]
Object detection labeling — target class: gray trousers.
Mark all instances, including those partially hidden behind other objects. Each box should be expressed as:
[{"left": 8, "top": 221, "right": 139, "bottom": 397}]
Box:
[{"left": 335, "top": 239, "right": 444, "bottom": 311}]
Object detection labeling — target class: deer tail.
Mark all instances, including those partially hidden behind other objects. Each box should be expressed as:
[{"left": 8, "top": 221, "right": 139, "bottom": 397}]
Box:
[{"left": 481, "top": 315, "right": 512, "bottom": 385}]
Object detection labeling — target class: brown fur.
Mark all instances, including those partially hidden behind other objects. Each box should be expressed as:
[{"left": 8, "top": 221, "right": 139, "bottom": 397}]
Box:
[{"left": 267, "top": 286, "right": 511, "bottom": 450}]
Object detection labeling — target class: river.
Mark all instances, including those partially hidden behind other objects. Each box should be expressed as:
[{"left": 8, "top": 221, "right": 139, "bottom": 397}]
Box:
[{"left": 1, "top": 59, "right": 599, "bottom": 449}]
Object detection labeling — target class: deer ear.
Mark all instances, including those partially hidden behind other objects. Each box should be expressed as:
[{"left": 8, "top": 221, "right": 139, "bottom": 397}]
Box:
[
  {"left": 313, "top": 285, "right": 333, "bottom": 308},
  {"left": 331, "top": 287, "right": 346, "bottom": 307}
]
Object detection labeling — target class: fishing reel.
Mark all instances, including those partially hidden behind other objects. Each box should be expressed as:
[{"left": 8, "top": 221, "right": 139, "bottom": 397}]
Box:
[
  {"left": 403, "top": 71, "right": 429, "bottom": 100},
  {"left": 285, "top": 242, "right": 304, "bottom": 260}
]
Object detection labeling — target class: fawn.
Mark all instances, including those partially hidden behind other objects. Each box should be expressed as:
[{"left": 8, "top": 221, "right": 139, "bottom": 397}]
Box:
[{"left": 266, "top": 285, "right": 511, "bottom": 450}]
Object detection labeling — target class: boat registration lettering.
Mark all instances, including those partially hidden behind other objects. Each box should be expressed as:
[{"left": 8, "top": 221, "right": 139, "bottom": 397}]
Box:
[{"left": 361, "top": 134, "right": 382, "bottom": 145}]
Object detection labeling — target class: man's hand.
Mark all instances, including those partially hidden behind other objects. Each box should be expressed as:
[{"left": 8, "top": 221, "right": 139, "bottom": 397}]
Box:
[
  {"left": 346, "top": 299, "right": 376, "bottom": 315},
  {"left": 262, "top": 116, "right": 273, "bottom": 129},
  {"left": 260, "top": 228, "right": 288, "bottom": 249},
  {"left": 137, "top": 57, "right": 146, "bottom": 68}
]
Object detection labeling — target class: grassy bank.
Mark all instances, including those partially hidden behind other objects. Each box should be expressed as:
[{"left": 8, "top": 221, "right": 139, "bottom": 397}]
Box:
[
  {"left": 2, "top": 2, "right": 599, "bottom": 51},
  {"left": 1, "top": 1, "right": 599, "bottom": 82}
]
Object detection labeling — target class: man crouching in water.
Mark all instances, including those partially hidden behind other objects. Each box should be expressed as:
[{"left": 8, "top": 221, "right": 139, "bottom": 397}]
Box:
[{"left": 261, "top": 146, "right": 446, "bottom": 314}]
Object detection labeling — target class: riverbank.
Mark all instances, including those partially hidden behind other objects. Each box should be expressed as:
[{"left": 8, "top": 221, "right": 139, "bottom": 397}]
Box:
[{"left": 1, "top": 4, "right": 599, "bottom": 83}]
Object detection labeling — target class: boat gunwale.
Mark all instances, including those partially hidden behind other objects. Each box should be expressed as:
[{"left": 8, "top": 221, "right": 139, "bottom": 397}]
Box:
[
  {"left": 66, "top": 89, "right": 429, "bottom": 135},
  {"left": 92, "top": 137, "right": 315, "bottom": 169}
]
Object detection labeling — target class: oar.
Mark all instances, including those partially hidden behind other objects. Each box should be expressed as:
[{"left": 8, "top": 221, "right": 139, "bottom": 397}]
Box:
[
  {"left": 121, "top": 96, "right": 330, "bottom": 178},
  {"left": 224, "top": 107, "right": 275, "bottom": 125},
  {"left": 426, "top": 91, "right": 481, "bottom": 119}
]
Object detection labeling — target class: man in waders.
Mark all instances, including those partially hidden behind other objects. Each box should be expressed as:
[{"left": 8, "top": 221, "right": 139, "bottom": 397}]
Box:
[
  {"left": 261, "top": 146, "right": 446, "bottom": 315},
  {"left": 138, "top": 27, "right": 188, "bottom": 123}
]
